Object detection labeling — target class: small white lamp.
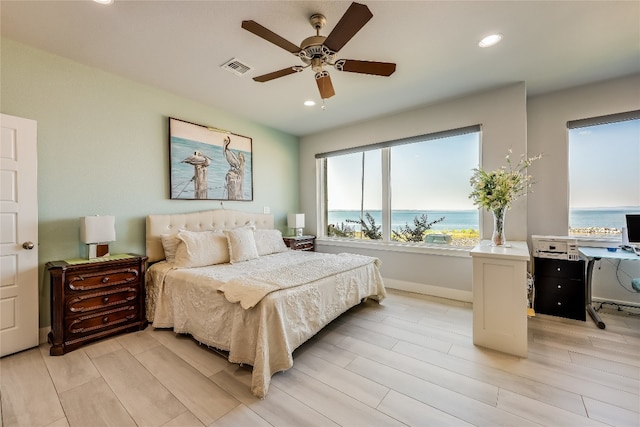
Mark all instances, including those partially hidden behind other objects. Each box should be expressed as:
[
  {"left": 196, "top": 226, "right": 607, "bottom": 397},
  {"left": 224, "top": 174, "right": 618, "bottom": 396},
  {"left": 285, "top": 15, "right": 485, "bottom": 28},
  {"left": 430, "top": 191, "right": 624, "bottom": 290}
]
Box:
[
  {"left": 287, "top": 213, "right": 305, "bottom": 237},
  {"left": 80, "top": 215, "right": 116, "bottom": 259}
]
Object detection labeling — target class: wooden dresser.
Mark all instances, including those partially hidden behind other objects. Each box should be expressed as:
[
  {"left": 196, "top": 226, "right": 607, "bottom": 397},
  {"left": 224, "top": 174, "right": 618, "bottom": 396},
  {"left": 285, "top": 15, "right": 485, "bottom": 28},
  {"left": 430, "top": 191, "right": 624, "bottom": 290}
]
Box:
[
  {"left": 283, "top": 235, "right": 315, "bottom": 251},
  {"left": 47, "top": 254, "right": 147, "bottom": 355}
]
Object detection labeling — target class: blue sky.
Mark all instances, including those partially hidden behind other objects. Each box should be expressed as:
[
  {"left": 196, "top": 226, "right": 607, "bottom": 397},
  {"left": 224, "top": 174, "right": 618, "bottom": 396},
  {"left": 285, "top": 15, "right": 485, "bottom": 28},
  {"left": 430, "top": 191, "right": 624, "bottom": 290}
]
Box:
[
  {"left": 328, "top": 118, "right": 639, "bottom": 212},
  {"left": 569, "top": 119, "right": 639, "bottom": 209},
  {"left": 327, "top": 133, "right": 479, "bottom": 211}
]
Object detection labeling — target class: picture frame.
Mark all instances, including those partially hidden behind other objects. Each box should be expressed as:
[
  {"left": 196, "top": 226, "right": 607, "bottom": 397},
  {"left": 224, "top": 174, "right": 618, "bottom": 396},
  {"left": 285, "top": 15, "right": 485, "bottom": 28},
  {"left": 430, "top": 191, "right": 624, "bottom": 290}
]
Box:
[{"left": 169, "top": 117, "right": 253, "bottom": 200}]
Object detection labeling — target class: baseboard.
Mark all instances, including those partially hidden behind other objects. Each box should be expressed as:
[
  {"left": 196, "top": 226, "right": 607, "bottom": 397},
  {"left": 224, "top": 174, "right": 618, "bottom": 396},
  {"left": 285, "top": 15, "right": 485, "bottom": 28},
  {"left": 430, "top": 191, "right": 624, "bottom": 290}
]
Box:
[
  {"left": 383, "top": 278, "right": 472, "bottom": 303},
  {"left": 39, "top": 327, "right": 51, "bottom": 345}
]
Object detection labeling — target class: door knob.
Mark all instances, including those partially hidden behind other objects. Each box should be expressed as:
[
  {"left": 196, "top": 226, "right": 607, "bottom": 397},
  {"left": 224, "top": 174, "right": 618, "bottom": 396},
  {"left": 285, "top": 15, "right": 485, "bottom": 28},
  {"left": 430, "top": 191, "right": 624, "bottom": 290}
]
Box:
[{"left": 22, "top": 241, "right": 35, "bottom": 250}]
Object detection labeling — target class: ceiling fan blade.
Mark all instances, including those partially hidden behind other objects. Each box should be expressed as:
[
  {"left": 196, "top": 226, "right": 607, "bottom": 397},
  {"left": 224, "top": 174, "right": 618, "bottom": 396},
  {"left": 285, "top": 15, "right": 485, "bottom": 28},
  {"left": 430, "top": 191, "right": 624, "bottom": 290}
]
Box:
[
  {"left": 316, "top": 73, "right": 335, "bottom": 99},
  {"left": 336, "top": 59, "right": 396, "bottom": 76},
  {"left": 241, "top": 20, "right": 300, "bottom": 54},
  {"left": 323, "top": 2, "right": 373, "bottom": 53},
  {"left": 253, "top": 67, "right": 299, "bottom": 82}
]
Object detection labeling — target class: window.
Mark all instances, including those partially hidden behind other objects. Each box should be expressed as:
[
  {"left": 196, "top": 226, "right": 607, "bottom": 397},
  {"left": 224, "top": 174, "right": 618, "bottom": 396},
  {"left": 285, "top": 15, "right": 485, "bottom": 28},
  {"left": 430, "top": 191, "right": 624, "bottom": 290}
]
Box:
[
  {"left": 326, "top": 150, "right": 382, "bottom": 240},
  {"left": 319, "top": 126, "right": 481, "bottom": 247},
  {"left": 568, "top": 111, "right": 640, "bottom": 239}
]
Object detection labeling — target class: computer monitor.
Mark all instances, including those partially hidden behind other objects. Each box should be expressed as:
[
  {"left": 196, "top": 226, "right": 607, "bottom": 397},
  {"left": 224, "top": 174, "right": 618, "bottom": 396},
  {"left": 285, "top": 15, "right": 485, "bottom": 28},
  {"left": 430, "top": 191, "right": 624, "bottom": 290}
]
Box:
[{"left": 626, "top": 214, "right": 640, "bottom": 246}]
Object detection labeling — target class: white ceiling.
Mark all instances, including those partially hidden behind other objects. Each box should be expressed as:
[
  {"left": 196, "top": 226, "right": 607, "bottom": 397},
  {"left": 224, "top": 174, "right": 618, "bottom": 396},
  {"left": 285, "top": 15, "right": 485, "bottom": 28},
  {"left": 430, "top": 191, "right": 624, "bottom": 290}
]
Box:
[{"left": 2, "top": 1, "right": 639, "bottom": 136}]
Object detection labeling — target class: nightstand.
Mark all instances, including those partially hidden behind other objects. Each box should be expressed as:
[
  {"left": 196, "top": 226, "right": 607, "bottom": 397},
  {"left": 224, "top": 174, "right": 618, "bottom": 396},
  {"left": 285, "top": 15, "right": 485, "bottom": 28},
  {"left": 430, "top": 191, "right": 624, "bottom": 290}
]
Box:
[
  {"left": 283, "top": 235, "right": 315, "bottom": 251},
  {"left": 47, "top": 254, "right": 148, "bottom": 355}
]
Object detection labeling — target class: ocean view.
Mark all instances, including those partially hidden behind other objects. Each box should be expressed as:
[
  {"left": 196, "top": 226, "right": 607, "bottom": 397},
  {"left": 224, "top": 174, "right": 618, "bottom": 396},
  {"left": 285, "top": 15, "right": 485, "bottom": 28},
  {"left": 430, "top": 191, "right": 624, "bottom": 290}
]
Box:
[
  {"left": 569, "top": 207, "right": 639, "bottom": 230},
  {"left": 328, "top": 210, "right": 478, "bottom": 232},
  {"left": 328, "top": 207, "right": 640, "bottom": 232}
]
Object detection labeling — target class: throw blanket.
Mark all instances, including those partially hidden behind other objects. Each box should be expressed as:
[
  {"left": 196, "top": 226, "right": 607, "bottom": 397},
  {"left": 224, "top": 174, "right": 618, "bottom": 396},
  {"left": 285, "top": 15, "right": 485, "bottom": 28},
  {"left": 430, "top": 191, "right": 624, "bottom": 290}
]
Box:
[{"left": 218, "top": 253, "right": 378, "bottom": 309}]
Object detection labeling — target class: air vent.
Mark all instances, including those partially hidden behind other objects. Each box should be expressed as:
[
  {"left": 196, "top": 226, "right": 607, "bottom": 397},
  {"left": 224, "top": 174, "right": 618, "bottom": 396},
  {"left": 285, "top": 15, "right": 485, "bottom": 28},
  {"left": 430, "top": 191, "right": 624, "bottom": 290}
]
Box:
[{"left": 221, "top": 58, "right": 252, "bottom": 76}]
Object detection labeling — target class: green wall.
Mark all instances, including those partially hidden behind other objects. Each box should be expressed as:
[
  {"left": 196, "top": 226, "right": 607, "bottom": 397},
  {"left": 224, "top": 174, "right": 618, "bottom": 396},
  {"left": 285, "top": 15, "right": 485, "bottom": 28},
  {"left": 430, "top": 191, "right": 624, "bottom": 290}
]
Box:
[{"left": 0, "top": 38, "right": 300, "bottom": 328}]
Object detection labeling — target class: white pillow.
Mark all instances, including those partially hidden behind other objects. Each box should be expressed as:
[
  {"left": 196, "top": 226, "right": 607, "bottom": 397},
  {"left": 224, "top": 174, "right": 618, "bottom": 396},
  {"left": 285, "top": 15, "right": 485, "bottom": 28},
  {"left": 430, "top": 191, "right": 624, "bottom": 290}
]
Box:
[
  {"left": 173, "top": 230, "right": 229, "bottom": 268},
  {"left": 254, "top": 229, "right": 288, "bottom": 256},
  {"left": 224, "top": 227, "right": 259, "bottom": 263},
  {"left": 160, "top": 233, "right": 180, "bottom": 263}
]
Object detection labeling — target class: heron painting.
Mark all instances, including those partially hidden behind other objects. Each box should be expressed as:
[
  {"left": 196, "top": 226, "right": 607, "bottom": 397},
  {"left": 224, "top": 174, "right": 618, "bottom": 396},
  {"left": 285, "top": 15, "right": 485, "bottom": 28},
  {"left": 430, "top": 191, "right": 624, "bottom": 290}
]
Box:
[{"left": 169, "top": 117, "right": 253, "bottom": 200}]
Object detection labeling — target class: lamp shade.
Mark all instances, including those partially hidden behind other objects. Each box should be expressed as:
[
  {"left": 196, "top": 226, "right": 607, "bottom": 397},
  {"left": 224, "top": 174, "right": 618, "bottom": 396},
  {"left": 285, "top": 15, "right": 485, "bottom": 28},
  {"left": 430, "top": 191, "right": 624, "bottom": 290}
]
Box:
[
  {"left": 80, "top": 216, "right": 116, "bottom": 244},
  {"left": 287, "top": 213, "right": 305, "bottom": 229}
]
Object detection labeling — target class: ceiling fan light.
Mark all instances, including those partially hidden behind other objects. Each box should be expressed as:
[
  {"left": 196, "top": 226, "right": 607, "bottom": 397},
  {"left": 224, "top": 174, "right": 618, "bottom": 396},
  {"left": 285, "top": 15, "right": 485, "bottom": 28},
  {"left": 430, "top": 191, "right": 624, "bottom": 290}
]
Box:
[
  {"left": 93, "top": 0, "right": 114, "bottom": 4},
  {"left": 304, "top": 100, "right": 316, "bottom": 107},
  {"left": 479, "top": 33, "right": 503, "bottom": 48}
]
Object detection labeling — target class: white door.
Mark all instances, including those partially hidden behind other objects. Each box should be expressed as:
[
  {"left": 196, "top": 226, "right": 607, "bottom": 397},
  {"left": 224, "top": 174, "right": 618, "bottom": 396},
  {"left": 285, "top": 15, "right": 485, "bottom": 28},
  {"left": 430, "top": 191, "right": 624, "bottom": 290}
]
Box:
[{"left": 0, "top": 114, "right": 38, "bottom": 357}]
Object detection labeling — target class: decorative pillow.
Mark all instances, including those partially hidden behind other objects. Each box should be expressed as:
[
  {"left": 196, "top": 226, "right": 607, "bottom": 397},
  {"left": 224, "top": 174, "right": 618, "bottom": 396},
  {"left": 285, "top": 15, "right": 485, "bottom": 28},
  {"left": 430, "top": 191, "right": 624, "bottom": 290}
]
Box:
[
  {"left": 224, "top": 227, "right": 259, "bottom": 263},
  {"left": 173, "top": 230, "right": 229, "bottom": 268},
  {"left": 254, "top": 229, "right": 288, "bottom": 256},
  {"left": 160, "top": 233, "right": 180, "bottom": 263}
]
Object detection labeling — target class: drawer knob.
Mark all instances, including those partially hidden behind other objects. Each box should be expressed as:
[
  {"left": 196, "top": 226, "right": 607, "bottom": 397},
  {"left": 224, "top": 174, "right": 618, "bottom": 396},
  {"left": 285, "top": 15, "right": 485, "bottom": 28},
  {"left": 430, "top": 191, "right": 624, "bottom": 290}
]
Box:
[
  {"left": 557, "top": 302, "right": 562, "bottom": 306},
  {"left": 102, "top": 277, "right": 110, "bottom": 283},
  {"left": 557, "top": 285, "right": 562, "bottom": 289},
  {"left": 102, "top": 297, "right": 109, "bottom": 304},
  {"left": 103, "top": 316, "right": 109, "bottom": 323},
  {"left": 556, "top": 267, "right": 561, "bottom": 272}
]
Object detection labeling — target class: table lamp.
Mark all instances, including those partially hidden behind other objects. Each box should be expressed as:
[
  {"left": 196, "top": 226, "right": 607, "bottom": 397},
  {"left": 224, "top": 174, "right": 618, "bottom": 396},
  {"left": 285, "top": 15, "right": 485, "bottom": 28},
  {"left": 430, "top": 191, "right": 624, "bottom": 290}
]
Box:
[
  {"left": 80, "top": 215, "right": 116, "bottom": 259},
  {"left": 287, "top": 213, "right": 305, "bottom": 237}
]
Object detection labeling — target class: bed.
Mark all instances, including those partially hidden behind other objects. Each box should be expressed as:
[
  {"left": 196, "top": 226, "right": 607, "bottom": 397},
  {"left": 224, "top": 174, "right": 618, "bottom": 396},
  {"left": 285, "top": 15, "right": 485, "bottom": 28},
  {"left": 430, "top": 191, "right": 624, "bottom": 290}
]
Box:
[{"left": 145, "top": 209, "right": 386, "bottom": 398}]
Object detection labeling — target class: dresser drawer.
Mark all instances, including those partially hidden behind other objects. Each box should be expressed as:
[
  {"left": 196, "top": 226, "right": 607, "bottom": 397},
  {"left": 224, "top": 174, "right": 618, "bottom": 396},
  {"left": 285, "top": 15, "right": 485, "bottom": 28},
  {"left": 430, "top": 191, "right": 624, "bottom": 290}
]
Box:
[
  {"left": 67, "top": 266, "right": 140, "bottom": 292},
  {"left": 534, "top": 275, "right": 586, "bottom": 320},
  {"left": 292, "top": 240, "right": 314, "bottom": 251},
  {"left": 283, "top": 236, "right": 315, "bottom": 251},
  {"left": 66, "top": 286, "right": 138, "bottom": 314},
  {"left": 534, "top": 258, "right": 584, "bottom": 279},
  {"left": 48, "top": 255, "right": 147, "bottom": 355},
  {"left": 67, "top": 305, "right": 139, "bottom": 336}
]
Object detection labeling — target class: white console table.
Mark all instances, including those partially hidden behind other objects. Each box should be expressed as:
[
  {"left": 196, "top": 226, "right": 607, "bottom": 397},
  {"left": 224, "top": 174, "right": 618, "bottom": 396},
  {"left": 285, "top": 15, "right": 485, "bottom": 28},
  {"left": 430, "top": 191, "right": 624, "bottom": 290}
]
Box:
[{"left": 470, "top": 240, "right": 530, "bottom": 357}]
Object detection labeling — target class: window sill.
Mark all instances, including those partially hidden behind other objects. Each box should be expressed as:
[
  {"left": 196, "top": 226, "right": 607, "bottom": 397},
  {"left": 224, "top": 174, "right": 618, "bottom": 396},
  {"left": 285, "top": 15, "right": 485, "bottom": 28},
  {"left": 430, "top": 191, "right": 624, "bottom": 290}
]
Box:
[{"left": 315, "top": 237, "right": 473, "bottom": 258}]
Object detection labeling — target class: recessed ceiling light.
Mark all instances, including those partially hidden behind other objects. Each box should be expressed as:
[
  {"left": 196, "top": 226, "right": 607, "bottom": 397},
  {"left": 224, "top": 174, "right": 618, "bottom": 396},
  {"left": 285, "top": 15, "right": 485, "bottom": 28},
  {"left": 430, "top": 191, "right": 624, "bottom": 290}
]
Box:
[
  {"left": 94, "top": 0, "right": 114, "bottom": 4},
  {"left": 478, "top": 33, "right": 503, "bottom": 48},
  {"left": 304, "top": 100, "right": 316, "bottom": 107}
]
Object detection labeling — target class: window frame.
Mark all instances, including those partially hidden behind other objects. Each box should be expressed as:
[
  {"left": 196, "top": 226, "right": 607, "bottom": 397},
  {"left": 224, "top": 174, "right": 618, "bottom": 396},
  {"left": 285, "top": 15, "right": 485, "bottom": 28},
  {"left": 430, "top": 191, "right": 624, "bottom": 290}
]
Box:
[
  {"left": 567, "top": 110, "right": 640, "bottom": 244},
  {"left": 316, "top": 125, "right": 481, "bottom": 250}
]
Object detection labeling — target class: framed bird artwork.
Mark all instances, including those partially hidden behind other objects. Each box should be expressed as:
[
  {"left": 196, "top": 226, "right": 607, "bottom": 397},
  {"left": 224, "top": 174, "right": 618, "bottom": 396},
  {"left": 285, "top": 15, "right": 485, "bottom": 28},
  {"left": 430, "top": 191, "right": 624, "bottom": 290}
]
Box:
[{"left": 168, "top": 117, "right": 253, "bottom": 201}]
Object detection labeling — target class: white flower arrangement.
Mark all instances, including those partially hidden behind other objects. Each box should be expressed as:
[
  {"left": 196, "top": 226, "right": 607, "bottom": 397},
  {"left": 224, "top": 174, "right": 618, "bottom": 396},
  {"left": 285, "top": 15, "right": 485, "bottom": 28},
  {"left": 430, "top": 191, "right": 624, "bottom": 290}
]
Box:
[{"left": 469, "top": 149, "right": 542, "bottom": 212}]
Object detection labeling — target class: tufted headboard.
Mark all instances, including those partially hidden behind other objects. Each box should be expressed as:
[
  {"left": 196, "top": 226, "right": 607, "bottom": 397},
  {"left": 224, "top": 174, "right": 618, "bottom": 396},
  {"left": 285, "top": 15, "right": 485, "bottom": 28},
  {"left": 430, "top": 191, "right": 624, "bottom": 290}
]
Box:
[{"left": 146, "top": 209, "right": 275, "bottom": 262}]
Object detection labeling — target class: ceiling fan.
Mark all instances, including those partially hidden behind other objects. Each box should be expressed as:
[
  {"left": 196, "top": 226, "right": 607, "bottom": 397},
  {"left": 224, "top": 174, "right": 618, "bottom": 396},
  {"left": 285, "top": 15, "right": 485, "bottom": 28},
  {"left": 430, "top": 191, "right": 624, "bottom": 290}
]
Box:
[{"left": 241, "top": 2, "right": 396, "bottom": 100}]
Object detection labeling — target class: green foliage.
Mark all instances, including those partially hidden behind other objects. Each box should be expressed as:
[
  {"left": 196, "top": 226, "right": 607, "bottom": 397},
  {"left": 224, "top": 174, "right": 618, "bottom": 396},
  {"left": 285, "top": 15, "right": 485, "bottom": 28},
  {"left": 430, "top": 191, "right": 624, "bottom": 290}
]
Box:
[
  {"left": 327, "top": 222, "right": 355, "bottom": 237},
  {"left": 392, "top": 213, "right": 445, "bottom": 242},
  {"left": 345, "top": 212, "right": 382, "bottom": 240},
  {"left": 469, "top": 150, "right": 542, "bottom": 212}
]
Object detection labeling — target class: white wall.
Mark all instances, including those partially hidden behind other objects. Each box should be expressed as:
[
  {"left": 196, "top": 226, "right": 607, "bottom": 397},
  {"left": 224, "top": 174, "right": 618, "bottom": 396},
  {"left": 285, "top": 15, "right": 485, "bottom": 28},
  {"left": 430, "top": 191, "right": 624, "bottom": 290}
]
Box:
[
  {"left": 528, "top": 73, "right": 640, "bottom": 305},
  {"left": 301, "top": 75, "right": 640, "bottom": 307},
  {"left": 300, "top": 83, "right": 528, "bottom": 300},
  {"left": 1, "top": 38, "right": 300, "bottom": 327}
]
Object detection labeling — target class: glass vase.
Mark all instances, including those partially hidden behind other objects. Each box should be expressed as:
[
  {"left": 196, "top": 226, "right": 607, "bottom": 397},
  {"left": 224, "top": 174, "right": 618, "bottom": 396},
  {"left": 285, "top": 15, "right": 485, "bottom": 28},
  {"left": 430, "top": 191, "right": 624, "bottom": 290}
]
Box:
[{"left": 491, "top": 206, "right": 507, "bottom": 246}]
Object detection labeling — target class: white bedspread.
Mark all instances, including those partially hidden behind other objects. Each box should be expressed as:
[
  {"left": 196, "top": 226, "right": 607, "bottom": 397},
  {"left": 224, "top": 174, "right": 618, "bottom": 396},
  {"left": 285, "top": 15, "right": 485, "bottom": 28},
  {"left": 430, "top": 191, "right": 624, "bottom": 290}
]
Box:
[
  {"left": 145, "top": 250, "right": 386, "bottom": 398},
  {"left": 218, "top": 253, "right": 377, "bottom": 309}
]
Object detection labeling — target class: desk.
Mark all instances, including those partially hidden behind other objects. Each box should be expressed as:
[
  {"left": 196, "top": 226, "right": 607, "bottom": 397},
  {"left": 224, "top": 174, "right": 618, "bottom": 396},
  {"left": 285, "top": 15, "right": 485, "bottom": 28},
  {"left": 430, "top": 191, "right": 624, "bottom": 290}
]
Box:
[{"left": 578, "top": 247, "right": 639, "bottom": 329}]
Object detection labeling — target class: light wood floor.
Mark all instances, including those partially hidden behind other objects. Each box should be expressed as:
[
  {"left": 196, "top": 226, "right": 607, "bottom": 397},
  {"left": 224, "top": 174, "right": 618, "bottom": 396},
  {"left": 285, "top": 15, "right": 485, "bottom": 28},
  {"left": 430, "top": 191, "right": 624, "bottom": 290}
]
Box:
[{"left": 1, "top": 289, "right": 639, "bottom": 427}]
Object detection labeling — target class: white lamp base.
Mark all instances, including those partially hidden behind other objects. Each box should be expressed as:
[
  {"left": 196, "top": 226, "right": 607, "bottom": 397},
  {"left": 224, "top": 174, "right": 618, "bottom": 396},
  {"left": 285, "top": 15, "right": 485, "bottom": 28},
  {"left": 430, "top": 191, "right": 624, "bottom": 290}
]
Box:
[
  {"left": 88, "top": 243, "right": 110, "bottom": 259},
  {"left": 296, "top": 228, "right": 303, "bottom": 237}
]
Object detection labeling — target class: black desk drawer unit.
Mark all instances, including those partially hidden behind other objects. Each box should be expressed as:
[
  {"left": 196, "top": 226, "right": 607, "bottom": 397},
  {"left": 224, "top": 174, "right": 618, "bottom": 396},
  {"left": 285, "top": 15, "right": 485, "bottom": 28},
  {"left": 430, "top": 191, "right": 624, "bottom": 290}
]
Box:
[{"left": 534, "top": 257, "right": 586, "bottom": 321}]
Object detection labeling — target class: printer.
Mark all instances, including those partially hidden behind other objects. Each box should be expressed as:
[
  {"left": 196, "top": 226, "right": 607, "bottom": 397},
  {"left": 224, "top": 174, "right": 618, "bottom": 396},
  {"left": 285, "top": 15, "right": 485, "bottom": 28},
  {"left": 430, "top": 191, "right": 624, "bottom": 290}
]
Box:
[{"left": 532, "top": 235, "right": 580, "bottom": 261}]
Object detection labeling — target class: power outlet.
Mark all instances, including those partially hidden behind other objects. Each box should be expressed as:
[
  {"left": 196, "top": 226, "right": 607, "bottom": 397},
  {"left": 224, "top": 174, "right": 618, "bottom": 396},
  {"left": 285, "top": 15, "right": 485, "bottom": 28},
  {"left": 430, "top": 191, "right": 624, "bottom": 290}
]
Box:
[{"left": 263, "top": 207, "right": 270, "bottom": 214}]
